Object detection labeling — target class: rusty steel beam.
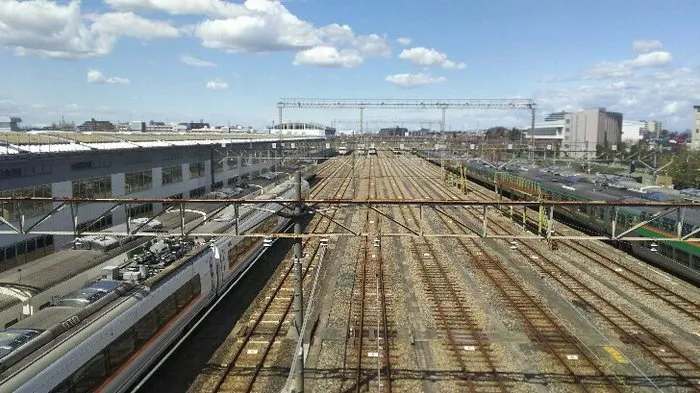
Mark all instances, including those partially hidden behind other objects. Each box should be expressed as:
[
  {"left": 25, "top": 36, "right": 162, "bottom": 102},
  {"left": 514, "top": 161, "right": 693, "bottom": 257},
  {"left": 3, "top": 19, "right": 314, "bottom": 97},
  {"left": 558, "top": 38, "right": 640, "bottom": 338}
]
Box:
[{"left": 1, "top": 196, "right": 700, "bottom": 207}]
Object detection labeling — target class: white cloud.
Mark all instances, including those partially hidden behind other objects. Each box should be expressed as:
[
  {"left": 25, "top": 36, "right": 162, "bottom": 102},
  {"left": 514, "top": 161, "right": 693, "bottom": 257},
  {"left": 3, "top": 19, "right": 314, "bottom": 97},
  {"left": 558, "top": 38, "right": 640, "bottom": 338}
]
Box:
[
  {"left": 385, "top": 73, "right": 447, "bottom": 88},
  {"left": 583, "top": 41, "right": 672, "bottom": 79},
  {"left": 661, "top": 101, "right": 679, "bottom": 116},
  {"left": 194, "top": 1, "right": 322, "bottom": 53},
  {"left": 206, "top": 79, "right": 228, "bottom": 90},
  {"left": 633, "top": 39, "right": 663, "bottom": 53},
  {"left": 398, "top": 47, "right": 465, "bottom": 70},
  {"left": 87, "top": 69, "right": 130, "bottom": 84},
  {"left": 179, "top": 53, "right": 217, "bottom": 67},
  {"left": 536, "top": 66, "right": 700, "bottom": 129},
  {"left": 105, "top": 0, "right": 250, "bottom": 18},
  {"left": 0, "top": 0, "right": 113, "bottom": 59},
  {"left": 89, "top": 12, "right": 181, "bottom": 40},
  {"left": 190, "top": 2, "right": 390, "bottom": 67},
  {"left": 293, "top": 46, "right": 362, "bottom": 68},
  {"left": 0, "top": 0, "right": 181, "bottom": 59},
  {"left": 396, "top": 37, "right": 412, "bottom": 46}
]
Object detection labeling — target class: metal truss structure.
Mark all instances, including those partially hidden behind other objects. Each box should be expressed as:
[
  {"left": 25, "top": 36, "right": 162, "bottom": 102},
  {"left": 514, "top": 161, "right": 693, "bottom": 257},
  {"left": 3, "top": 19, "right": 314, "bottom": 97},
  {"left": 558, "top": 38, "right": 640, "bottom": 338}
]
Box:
[
  {"left": 1, "top": 197, "right": 698, "bottom": 242},
  {"left": 276, "top": 98, "right": 537, "bottom": 138}
]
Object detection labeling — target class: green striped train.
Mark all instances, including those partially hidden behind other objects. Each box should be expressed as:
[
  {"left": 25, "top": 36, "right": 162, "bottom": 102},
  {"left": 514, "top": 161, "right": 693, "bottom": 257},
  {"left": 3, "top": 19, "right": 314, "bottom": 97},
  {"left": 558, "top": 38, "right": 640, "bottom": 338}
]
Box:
[{"left": 424, "top": 153, "right": 700, "bottom": 285}]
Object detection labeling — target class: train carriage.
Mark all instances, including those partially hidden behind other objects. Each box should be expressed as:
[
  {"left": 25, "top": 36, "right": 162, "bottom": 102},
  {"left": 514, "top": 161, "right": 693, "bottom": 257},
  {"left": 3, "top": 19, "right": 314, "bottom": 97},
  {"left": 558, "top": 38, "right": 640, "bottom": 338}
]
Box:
[{"left": 0, "top": 173, "right": 314, "bottom": 393}]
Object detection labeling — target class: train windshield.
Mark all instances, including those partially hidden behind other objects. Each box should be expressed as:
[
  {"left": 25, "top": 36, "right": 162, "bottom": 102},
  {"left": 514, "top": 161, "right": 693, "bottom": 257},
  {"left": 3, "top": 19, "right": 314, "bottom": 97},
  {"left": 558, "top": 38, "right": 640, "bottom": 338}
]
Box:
[
  {"left": 57, "top": 281, "right": 121, "bottom": 308},
  {"left": 0, "top": 329, "right": 42, "bottom": 358}
]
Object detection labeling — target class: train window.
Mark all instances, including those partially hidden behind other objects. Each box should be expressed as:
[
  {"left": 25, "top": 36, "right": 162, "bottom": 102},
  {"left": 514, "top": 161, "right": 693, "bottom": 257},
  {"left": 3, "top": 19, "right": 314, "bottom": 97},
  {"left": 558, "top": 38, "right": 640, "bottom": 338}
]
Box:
[
  {"left": 107, "top": 330, "right": 137, "bottom": 371},
  {"left": 676, "top": 250, "right": 690, "bottom": 265},
  {"left": 174, "top": 281, "right": 193, "bottom": 311},
  {"left": 156, "top": 295, "right": 177, "bottom": 327},
  {"left": 71, "top": 353, "right": 108, "bottom": 393},
  {"left": 26, "top": 239, "right": 36, "bottom": 253},
  {"left": 48, "top": 381, "right": 72, "bottom": 393},
  {"left": 191, "top": 275, "right": 201, "bottom": 295},
  {"left": 659, "top": 243, "right": 673, "bottom": 258},
  {"left": 46, "top": 235, "right": 54, "bottom": 245},
  {"left": 134, "top": 311, "right": 158, "bottom": 346},
  {"left": 682, "top": 223, "right": 694, "bottom": 236},
  {"left": 36, "top": 236, "right": 45, "bottom": 248},
  {"left": 4, "top": 319, "right": 18, "bottom": 328}
]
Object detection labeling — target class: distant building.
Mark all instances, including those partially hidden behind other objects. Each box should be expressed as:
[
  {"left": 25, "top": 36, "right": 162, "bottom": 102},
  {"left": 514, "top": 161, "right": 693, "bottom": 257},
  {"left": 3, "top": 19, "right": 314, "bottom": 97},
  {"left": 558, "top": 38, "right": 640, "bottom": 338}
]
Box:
[
  {"left": 146, "top": 121, "right": 175, "bottom": 132},
  {"left": 621, "top": 120, "right": 646, "bottom": 144},
  {"left": 129, "top": 121, "right": 146, "bottom": 132},
  {"left": 379, "top": 127, "right": 408, "bottom": 136},
  {"left": 692, "top": 106, "right": 700, "bottom": 150},
  {"left": 0, "top": 116, "right": 22, "bottom": 132},
  {"left": 645, "top": 120, "right": 663, "bottom": 136},
  {"left": 180, "top": 122, "right": 210, "bottom": 131},
  {"left": 564, "top": 108, "right": 622, "bottom": 156},
  {"left": 525, "top": 108, "right": 622, "bottom": 156},
  {"left": 544, "top": 111, "right": 569, "bottom": 122},
  {"left": 77, "top": 118, "right": 115, "bottom": 132},
  {"left": 270, "top": 122, "right": 336, "bottom": 137}
]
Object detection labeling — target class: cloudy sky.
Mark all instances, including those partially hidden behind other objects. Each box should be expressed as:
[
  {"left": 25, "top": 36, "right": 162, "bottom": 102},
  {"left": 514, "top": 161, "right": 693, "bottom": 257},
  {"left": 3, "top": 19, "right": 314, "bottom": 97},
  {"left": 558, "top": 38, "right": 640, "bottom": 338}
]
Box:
[{"left": 1, "top": 0, "right": 699, "bottom": 130}]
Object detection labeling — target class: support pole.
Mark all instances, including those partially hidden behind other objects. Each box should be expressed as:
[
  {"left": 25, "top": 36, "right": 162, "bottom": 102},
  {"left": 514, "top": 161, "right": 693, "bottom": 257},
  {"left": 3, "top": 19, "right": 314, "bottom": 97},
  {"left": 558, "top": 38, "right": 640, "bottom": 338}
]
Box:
[
  {"left": 278, "top": 103, "right": 283, "bottom": 128},
  {"left": 360, "top": 106, "right": 364, "bottom": 134},
  {"left": 530, "top": 105, "right": 536, "bottom": 160},
  {"left": 441, "top": 106, "right": 447, "bottom": 133},
  {"left": 293, "top": 171, "right": 304, "bottom": 393}
]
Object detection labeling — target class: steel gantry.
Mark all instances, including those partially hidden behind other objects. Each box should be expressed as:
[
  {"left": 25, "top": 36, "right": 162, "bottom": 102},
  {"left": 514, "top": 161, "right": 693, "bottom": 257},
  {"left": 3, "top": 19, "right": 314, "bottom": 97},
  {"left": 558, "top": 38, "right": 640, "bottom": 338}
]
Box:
[
  {"left": 1, "top": 196, "right": 699, "bottom": 242},
  {"left": 276, "top": 98, "right": 537, "bottom": 137}
]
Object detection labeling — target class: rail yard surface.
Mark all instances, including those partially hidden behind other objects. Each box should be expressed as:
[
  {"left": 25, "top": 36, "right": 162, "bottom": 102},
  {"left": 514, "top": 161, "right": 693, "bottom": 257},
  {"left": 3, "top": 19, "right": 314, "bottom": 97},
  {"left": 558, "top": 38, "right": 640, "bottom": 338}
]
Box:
[{"left": 187, "top": 152, "right": 700, "bottom": 393}]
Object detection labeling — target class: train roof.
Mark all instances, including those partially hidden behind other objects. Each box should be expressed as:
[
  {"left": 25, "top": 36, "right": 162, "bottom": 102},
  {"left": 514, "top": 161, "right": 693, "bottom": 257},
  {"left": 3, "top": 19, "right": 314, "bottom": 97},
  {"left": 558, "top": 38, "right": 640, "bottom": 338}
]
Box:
[
  {"left": 0, "top": 329, "right": 41, "bottom": 359},
  {"left": 11, "top": 307, "right": 75, "bottom": 331},
  {"left": 467, "top": 160, "right": 700, "bottom": 226}
]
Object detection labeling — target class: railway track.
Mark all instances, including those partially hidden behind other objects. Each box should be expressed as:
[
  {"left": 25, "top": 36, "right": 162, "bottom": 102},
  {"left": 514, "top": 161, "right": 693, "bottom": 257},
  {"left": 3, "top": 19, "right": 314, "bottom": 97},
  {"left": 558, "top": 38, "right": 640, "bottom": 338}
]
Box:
[
  {"left": 410, "top": 155, "right": 700, "bottom": 390},
  {"left": 378, "top": 152, "right": 508, "bottom": 392},
  {"left": 461, "top": 181, "right": 698, "bottom": 310},
  {"left": 339, "top": 155, "right": 395, "bottom": 393},
  {"left": 391, "top": 154, "right": 621, "bottom": 392},
  {"left": 456, "top": 169, "right": 700, "bottom": 324},
  {"left": 202, "top": 157, "right": 356, "bottom": 392}
]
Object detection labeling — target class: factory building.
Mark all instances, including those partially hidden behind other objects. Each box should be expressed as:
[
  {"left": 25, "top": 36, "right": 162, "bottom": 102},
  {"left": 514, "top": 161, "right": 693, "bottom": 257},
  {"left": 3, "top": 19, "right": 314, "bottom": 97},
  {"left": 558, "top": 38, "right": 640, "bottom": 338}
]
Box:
[
  {"left": 0, "top": 135, "right": 324, "bottom": 270},
  {"left": 0, "top": 116, "right": 22, "bottom": 132}
]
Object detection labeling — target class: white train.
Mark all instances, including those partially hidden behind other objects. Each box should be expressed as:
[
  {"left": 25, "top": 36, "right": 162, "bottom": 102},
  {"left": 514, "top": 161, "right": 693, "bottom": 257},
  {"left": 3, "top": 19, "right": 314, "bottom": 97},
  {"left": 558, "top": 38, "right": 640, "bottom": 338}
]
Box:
[{"left": 0, "top": 176, "right": 312, "bottom": 393}]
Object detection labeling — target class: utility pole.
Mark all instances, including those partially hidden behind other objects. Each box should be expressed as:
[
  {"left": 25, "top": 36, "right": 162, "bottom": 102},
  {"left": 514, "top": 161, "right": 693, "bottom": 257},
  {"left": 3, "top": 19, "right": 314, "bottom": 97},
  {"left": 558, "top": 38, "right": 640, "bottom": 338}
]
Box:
[{"left": 292, "top": 171, "right": 304, "bottom": 393}]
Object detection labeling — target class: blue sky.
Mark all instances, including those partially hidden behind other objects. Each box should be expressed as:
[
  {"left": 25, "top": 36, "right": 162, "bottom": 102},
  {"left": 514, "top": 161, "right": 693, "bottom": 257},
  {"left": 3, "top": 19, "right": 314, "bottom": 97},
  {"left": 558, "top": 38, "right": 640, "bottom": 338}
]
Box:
[{"left": 1, "top": 0, "right": 699, "bottom": 130}]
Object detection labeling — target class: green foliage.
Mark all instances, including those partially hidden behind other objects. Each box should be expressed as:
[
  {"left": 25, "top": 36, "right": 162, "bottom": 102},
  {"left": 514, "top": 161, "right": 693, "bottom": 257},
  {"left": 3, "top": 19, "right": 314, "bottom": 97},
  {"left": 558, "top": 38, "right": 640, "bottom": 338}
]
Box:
[{"left": 665, "top": 151, "right": 700, "bottom": 188}]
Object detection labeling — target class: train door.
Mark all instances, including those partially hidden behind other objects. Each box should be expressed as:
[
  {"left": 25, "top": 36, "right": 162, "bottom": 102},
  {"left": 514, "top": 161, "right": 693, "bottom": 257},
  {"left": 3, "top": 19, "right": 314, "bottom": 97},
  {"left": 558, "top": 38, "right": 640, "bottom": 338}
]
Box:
[{"left": 208, "top": 245, "right": 221, "bottom": 293}]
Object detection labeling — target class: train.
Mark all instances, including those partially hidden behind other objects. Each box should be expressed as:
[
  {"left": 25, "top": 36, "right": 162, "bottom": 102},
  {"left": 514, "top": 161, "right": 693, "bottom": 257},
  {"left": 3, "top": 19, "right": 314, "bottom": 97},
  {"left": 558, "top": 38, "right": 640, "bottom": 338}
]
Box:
[
  {"left": 420, "top": 152, "right": 700, "bottom": 285},
  {"left": 0, "top": 174, "right": 312, "bottom": 393}
]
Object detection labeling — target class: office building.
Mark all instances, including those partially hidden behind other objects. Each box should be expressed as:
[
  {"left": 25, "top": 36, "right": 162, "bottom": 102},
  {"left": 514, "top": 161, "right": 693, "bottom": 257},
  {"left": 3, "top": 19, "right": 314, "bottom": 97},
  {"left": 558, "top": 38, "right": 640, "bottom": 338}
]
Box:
[
  {"left": 692, "top": 106, "right": 700, "bottom": 150},
  {"left": 77, "top": 118, "right": 116, "bottom": 132},
  {"left": 621, "top": 120, "right": 646, "bottom": 144},
  {"left": 0, "top": 116, "right": 22, "bottom": 132}
]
